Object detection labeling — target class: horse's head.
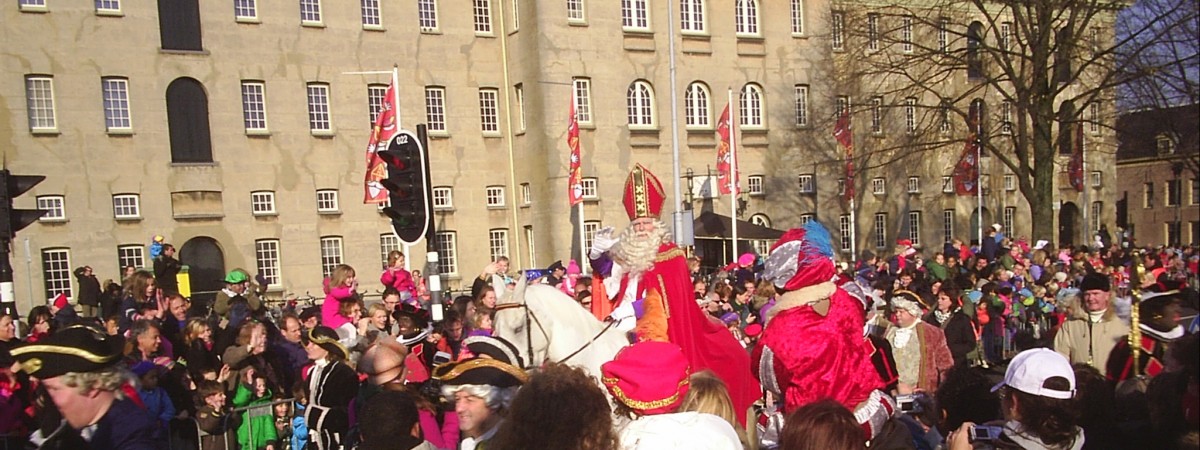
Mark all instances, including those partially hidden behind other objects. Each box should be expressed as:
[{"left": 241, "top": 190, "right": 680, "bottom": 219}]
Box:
[{"left": 491, "top": 275, "right": 550, "bottom": 368}]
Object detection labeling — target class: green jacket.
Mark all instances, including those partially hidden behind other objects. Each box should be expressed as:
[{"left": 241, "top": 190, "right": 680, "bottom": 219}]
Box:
[
  {"left": 926, "top": 261, "right": 949, "bottom": 282},
  {"left": 232, "top": 383, "right": 278, "bottom": 450}
]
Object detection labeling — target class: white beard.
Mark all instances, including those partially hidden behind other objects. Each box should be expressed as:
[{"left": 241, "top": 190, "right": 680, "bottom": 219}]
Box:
[{"left": 611, "top": 220, "right": 670, "bottom": 277}]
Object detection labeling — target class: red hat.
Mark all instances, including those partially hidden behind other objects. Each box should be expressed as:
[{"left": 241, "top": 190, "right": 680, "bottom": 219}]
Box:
[
  {"left": 763, "top": 221, "right": 836, "bottom": 292},
  {"left": 52, "top": 294, "right": 68, "bottom": 310},
  {"left": 744, "top": 323, "right": 763, "bottom": 337},
  {"left": 601, "top": 342, "right": 690, "bottom": 415},
  {"left": 622, "top": 164, "right": 666, "bottom": 220}
]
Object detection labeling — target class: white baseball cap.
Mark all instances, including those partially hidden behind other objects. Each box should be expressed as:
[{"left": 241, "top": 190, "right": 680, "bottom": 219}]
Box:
[{"left": 991, "top": 348, "right": 1076, "bottom": 400}]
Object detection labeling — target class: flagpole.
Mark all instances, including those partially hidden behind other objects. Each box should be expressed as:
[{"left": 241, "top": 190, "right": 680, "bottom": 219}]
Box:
[
  {"left": 728, "top": 89, "right": 739, "bottom": 258},
  {"left": 850, "top": 193, "right": 857, "bottom": 265},
  {"left": 577, "top": 108, "right": 588, "bottom": 275},
  {"left": 976, "top": 125, "right": 983, "bottom": 251},
  {"left": 1081, "top": 125, "right": 1089, "bottom": 242}
]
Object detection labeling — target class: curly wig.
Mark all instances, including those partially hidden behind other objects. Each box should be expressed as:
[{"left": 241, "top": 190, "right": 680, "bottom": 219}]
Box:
[{"left": 489, "top": 363, "right": 618, "bottom": 450}]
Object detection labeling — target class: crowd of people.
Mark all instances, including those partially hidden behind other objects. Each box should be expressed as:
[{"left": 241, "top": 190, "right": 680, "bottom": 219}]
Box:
[{"left": 0, "top": 164, "right": 1197, "bottom": 450}]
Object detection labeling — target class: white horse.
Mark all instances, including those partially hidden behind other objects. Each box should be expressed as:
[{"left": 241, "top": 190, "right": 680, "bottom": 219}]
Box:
[{"left": 491, "top": 276, "right": 629, "bottom": 382}]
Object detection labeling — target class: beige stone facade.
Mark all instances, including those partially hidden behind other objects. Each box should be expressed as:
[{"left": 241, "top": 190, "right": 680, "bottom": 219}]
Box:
[{"left": 1, "top": 0, "right": 1116, "bottom": 312}]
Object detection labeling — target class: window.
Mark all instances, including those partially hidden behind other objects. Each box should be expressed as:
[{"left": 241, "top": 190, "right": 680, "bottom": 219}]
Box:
[
  {"left": 486, "top": 186, "right": 506, "bottom": 208},
  {"left": 435, "top": 231, "right": 458, "bottom": 275},
  {"left": 567, "top": 0, "right": 585, "bottom": 23},
  {"left": 37, "top": 195, "right": 65, "bottom": 221},
  {"left": 319, "top": 237, "right": 343, "bottom": 278},
  {"left": 942, "top": 176, "right": 953, "bottom": 193},
  {"left": 1088, "top": 103, "right": 1101, "bottom": 134},
  {"left": 367, "top": 84, "right": 388, "bottom": 125},
  {"left": 489, "top": 229, "right": 509, "bottom": 263},
  {"left": 901, "top": 16, "right": 913, "bottom": 53},
  {"left": 837, "top": 178, "right": 846, "bottom": 196},
  {"left": 750, "top": 214, "right": 771, "bottom": 228},
  {"left": 112, "top": 194, "right": 140, "bottom": 219},
  {"left": 581, "top": 178, "right": 599, "bottom": 199},
  {"left": 798, "top": 174, "right": 815, "bottom": 194},
  {"left": 1001, "top": 101, "right": 1013, "bottom": 134},
  {"left": 1166, "top": 180, "right": 1181, "bottom": 207},
  {"left": 573, "top": 78, "right": 593, "bottom": 125},
  {"left": 839, "top": 215, "right": 852, "bottom": 251},
  {"left": 251, "top": 191, "right": 276, "bottom": 215},
  {"left": 306, "top": 83, "right": 332, "bottom": 133},
  {"left": 117, "top": 245, "right": 144, "bottom": 271},
  {"left": 938, "top": 18, "right": 949, "bottom": 53},
  {"left": 241, "top": 81, "right": 269, "bottom": 132},
  {"left": 939, "top": 102, "right": 951, "bottom": 133},
  {"left": 1090, "top": 202, "right": 1102, "bottom": 232},
  {"left": 685, "top": 82, "right": 711, "bottom": 128},
  {"left": 1004, "top": 207, "right": 1016, "bottom": 235},
  {"left": 1000, "top": 22, "right": 1012, "bottom": 51},
  {"left": 361, "top": 0, "right": 381, "bottom": 27},
  {"left": 158, "top": 0, "right": 203, "bottom": 50},
  {"left": 474, "top": 0, "right": 492, "bottom": 34},
  {"left": 1003, "top": 174, "right": 1016, "bottom": 191},
  {"left": 234, "top": 0, "right": 257, "bottom": 20},
  {"left": 316, "top": 189, "right": 339, "bottom": 213},
  {"left": 627, "top": 80, "right": 656, "bottom": 128},
  {"left": 908, "top": 211, "right": 922, "bottom": 245},
  {"left": 735, "top": 0, "right": 760, "bottom": 36},
  {"left": 872, "top": 177, "right": 886, "bottom": 195},
  {"left": 681, "top": 0, "right": 705, "bottom": 33},
  {"left": 1090, "top": 171, "right": 1102, "bottom": 188},
  {"left": 479, "top": 88, "right": 500, "bottom": 134},
  {"left": 25, "top": 76, "right": 57, "bottom": 132},
  {"left": 967, "top": 22, "right": 984, "bottom": 79},
  {"left": 794, "top": 85, "right": 809, "bottom": 127},
  {"left": 255, "top": 240, "right": 281, "bottom": 286},
  {"left": 748, "top": 175, "right": 764, "bottom": 196},
  {"left": 1156, "top": 135, "right": 1176, "bottom": 155},
  {"left": 873, "top": 213, "right": 887, "bottom": 248},
  {"left": 867, "top": 13, "right": 879, "bottom": 51},
  {"left": 1144, "top": 182, "right": 1154, "bottom": 208},
  {"left": 418, "top": 0, "right": 438, "bottom": 31},
  {"left": 1165, "top": 222, "right": 1182, "bottom": 246},
  {"left": 20, "top": 0, "right": 47, "bottom": 9},
  {"left": 101, "top": 77, "right": 132, "bottom": 131},
  {"left": 525, "top": 226, "right": 537, "bottom": 268},
  {"left": 800, "top": 214, "right": 815, "bottom": 224},
  {"left": 432, "top": 186, "right": 454, "bottom": 210},
  {"left": 510, "top": 0, "right": 519, "bottom": 30},
  {"left": 167, "top": 77, "right": 214, "bottom": 163},
  {"left": 907, "top": 176, "right": 920, "bottom": 193},
  {"left": 514, "top": 84, "right": 525, "bottom": 132},
  {"left": 1192, "top": 179, "right": 1199, "bottom": 205},
  {"left": 520, "top": 183, "right": 532, "bottom": 206},
  {"left": 621, "top": 0, "right": 649, "bottom": 31},
  {"left": 904, "top": 97, "right": 916, "bottom": 133},
  {"left": 424, "top": 87, "right": 447, "bottom": 132},
  {"left": 942, "top": 209, "right": 955, "bottom": 242},
  {"left": 300, "top": 0, "right": 322, "bottom": 24},
  {"left": 580, "top": 220, "right": 600, "bottom": 250},
  {"left": 836, "top": 95, "right": 851, "bottom": 117},
  {"left": 790, "top": 0, "right": 804, "bottom": 35},
  {"left": 42, "top": 248, "right": 72, "bottom": 300},
  {"left": 831, "top": 11, "right": 845, "bottom": 50},
  {"left": 870, "top": 96, "right": 883, "bottom": 134},
  {"left": 740, "top": 84, "right": 764, "bottom": 128}
]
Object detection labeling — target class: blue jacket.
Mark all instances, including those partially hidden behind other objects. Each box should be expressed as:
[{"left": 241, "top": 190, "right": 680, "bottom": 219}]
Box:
[
  {"left": 291, "top": 402, "right": 309, "bottom": 450},
  {"left": 138, "top": 387, "right": 176, "bottom": 437}
]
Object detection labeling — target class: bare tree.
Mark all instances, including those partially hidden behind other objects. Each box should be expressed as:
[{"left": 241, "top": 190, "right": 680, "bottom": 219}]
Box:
[{"left": 830, "top": 0, "right": 1197, "bottom": 242}]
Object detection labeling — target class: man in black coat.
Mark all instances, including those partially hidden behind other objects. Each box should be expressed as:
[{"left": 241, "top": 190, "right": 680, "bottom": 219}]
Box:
[
  {"left": 72, "top": 266, "right": 101, "bottom": 318},
  {"left": 153, "top": 244, "right": 182, "bottom": 296}
]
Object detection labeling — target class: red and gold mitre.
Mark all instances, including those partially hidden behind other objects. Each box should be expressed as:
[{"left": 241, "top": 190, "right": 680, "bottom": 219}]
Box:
[{"left": 622, "top": 164, "right": 666, "bottom": 220}]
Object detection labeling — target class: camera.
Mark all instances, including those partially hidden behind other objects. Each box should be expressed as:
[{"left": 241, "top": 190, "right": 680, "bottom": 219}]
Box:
[
  {"left": 432, "top": 351, "right": 452, "bottom": 366},
  {"left": 968, "top": 425, "right": 1003, "bottom": 442},
  {"left": 895, "top": 394, "right": 922, "bottom": 414}
]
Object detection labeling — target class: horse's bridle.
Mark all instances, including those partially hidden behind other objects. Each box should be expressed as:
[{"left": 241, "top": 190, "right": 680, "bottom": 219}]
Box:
[{"left": 493, "top": 301, "right": 617, "bottom": 369}]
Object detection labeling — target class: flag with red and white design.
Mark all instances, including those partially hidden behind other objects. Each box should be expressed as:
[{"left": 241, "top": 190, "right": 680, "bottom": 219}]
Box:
[
  {"left": 364, "top": 83, "right": 399, "bottom": 204},
  {"left": 567, "top": 101, "right": 583, "bottom": 206},
  {"left": 1068, "top": 123, "right": 1084, "bottom": 192},
  {"left": 716, "top": 104, "right": 740, "bottom": 195},
  {"left": 833, "top": 110, "right": 854, "bottom": 201}
]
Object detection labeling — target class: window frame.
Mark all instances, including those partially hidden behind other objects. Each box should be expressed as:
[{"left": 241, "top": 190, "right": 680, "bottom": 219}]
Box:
[
  {"left": 1001, "top": 101, "right": 1013, "bottom": 134},
  {"left": 95, "top": 0, "right": 121, "bottom": 14},
  {"left": 873, "top": 213, "right": 888, "bottom": 249},
  {"left": 870, "top": 96, "right": 883, "bottom": 134},
  {"left": 37, "top": 195, "right": 66, "bottom": 222},
  {"left": 735, "top": 0, "right": 760, "bottom": 37},
  {"left": 514, "top": 83, "right": 526, "bottom": 132},
  {"left": 241, "top": 81, "right": 269, "bottom": 133},
  {"left": 478, "top": 88, "right": 500, "bottom": 135},
  {"left": 871, "top": 177, "right": 886, "bottom": 195},
  {"left": 256, "top": 239, "right": 282, "bottom": 287},
  {"left": 567, "top": 0, "right": 586, "bottom": 24},
  {"left": 486, "top": 186, "right": 507, "bottom": 208},
  {"left": 1144, "top": 182, "right": 1154, "bottom": 208},
  {"left": 117, "top": 245, "right": 145, "bottom": 272},
  {"left": 367, "top": 83, "right": 388, "bottom": 125},
  {"left": 680, "top": 0, "right": 706, "bottom": 34},
  {"left": 1004, "top": 174, "right": 1016, "bottom": 191},
  {"left": 866, "top": 13, "right": 880, "bottom": 51},
  {"left": 25, "top": 75, "right": 57, "bottom": 133},
  {"left": 903, "top": 97, "right": 916, "bottom": 134},
  {"left": 417, "top": 0, "right": 439, "bottom": 32},
  {"left": 101, "top": 77, "right": 132, "bottom": 132},
  {"left": 581, "top": 177, "right": 599, "bottom": 200},
  {"left": 831, "top": 11, "right": 845, "bottom": 51},
  {"left": 901, "top": 15, "right": 914, "bottom": 53},
  {"left": 1166, "top": 179, "right": 1181, "bottom": 207},
  {"left": 684, "top": 82, "right": 711, "bottom": 129},
  {"left": 906, "top": 176, "right": 920, "bottom": 194},
  {"left": 489, "top": 229, "right": 510, "bottom": 263},
  {"left": 432, "top": 186, "right": 454, "bottom": 210},
  {"left": 573, "top": 78, "right": 593, "bottom": 125},
  {"left": 942, "top": 209, "right": 955, "bottom": 243},
  {"left": 621, "top": 0, "right": 650, "bottom": 32},
  {"left": 319, "top": 236, "right": 344, "bottom": 278},
  {"left": 942, "top": 176, "right": 954, "bottom": 193},
  {"left": 938, "top": 18, "right": 949, "bottom": 54},
  {"left": 794, "top": 84, "right": 809, "bottom": 127},
  {"left": 747, "top": 175, "right": 764, "bottom": 196},
  {"left": 839, "top": 214, "right": 852, "bottom": 252},
  {"left": 1004, "top": 207, "right": 1016, "bottom": 236},
  {"left": 583, "top": 221, "right": 602, "bottom": 251},
  {"left": 739, "top": 83, "right": 765, "bottom": 129},
  {"left": 473, "top": 0, "right": 493, "bottom": 35},
  {"left": 316, "top": 189, "right": 340, "bottom": 213},
  {"left": 424, "top": 86, "right": 447, "bottom": 133},
  {"left": 435, "top": 231, "right": 459, "bottom": 276},
  {"left": 300, "top": 0, "right": 323, "bottom": 25},
  {"left": 361, "top": 0, "right": 382, "bottom": 28},
  {"left": 790, "top": 0, "right": 804, "bottom": 36},
  {"left": 626, "top": 80, "right": 656, "bottom": 129},
  {"left": 251, "top": 190, "right": 277, "bottom": 216},
  {"left": 306, "top": 82, "right": 332, "bottom": 134},
  {"left": 379, "top": 233, "right": 401, "bottom": 270},
  {"left": 798, "top": 174, "right": 815, "bottom": 194},
  {"left": 520, "top": 183, "right": 532, "bottom": 206},
  {"left": 112, "top": 194, "right": 141, "bottom": 220},
  {"left": 234, "top": 0, "right": 258, "bottom": 21},
  {"left": 41, "top": 248, "right": 72, "bottom": 301},
  {"left": 908, "top": 211, "right": 922, "bottom": 246}
]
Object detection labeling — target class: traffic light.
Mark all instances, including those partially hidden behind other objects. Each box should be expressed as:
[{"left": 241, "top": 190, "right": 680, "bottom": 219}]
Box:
[
  {"left": 378, "top": 131, "right": 431, "bottom": 245},
  {"left": 0, "top": 170, "right": 47, "bottom": 240}
]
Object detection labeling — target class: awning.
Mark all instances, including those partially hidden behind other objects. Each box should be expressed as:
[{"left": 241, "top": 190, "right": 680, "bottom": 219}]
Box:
[{"left": 692, "top": 211, "right": 786, "bottom": 240}]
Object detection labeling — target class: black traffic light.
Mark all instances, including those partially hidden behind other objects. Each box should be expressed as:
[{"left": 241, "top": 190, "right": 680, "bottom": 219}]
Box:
[
  {"left": 378, "top": 131, "right": 431, "bottom": 245},
  {"left": 0, "top": 170, "right": 47, "bottom": 240}
]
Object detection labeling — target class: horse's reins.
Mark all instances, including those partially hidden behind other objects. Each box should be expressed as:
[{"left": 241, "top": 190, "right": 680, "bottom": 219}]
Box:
[{"left": 493, "top": 301, "right": 617, "bottom": 368}]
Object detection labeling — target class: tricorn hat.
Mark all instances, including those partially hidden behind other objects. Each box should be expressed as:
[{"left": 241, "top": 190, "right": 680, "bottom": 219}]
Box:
[
  {"left": 304, "top": 326, "right": 349, "bottom": 361},
  {"left": 11, "top": 325, "right": 124, "bottom": 379}
]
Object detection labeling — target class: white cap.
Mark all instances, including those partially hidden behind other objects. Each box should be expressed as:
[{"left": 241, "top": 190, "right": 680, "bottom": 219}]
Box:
[
  {"left": 991, "top": 348, "right": 1075, "bottom": 400},
  {"left": 991, "top": 223, "right": 1003, "bottom": 231},
  {"left": 1033, "top": 240, "right": 1049, "bottom": 250}
]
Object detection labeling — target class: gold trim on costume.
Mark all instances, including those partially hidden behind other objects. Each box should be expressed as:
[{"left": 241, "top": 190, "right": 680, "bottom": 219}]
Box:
[
  {"left": 655, "top": 247, "right": 685, "bottom": 263},
  {"left": 20, "top": 358, "right": 42, "bottom": 374},
  {"left": 633, "top": 166, "right": 649, "bottom": 218},
  {"left": 602, "top": 376, "right": 690, "bottom": 411},
  {"left": 10, "top": 345, "right": 120, "bottom": 364},
  {"left": 305, "top": 329, "right": 349, "bottom": 359},
  {"left": 433, "top": 358, "right": 529, "bottom": 384}
]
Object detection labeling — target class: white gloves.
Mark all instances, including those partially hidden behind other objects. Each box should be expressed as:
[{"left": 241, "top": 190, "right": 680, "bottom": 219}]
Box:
[{"left": 589, "top": 226, "right": 618, "bottom": 259}]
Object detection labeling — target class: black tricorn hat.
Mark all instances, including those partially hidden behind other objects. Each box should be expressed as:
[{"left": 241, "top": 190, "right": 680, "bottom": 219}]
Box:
[
  {"left": 431, "top": 357, "right": 528, "bottom": 388},
  {"left": 11, "top": 325, "right": 124, "bottom": 379},
  {"left": 463, "top": 335, "right": 525, "bottom": 368},
  {"left": 304, "top": 326, "right": 349, "bottom": 361}
]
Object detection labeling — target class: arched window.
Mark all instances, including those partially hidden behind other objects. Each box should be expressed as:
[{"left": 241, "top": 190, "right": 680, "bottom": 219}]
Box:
[
  {"left": 735, "top": 0, "right": 760, "bottom": 36},
  {"left": 750, "top": 213, "right": 771, "bottom": 227},
  {"left": 967, "top": 21, "right": 984, "bottom": 79},
  {"left": 1057, "top": 100, "right": 1075, "bottom": 155},
  {"left": 684, "top": 82, "right": 711, "bottom": 127},
  {"left": 158, "top": 0, "right": 202, "bottom": 51},
  {"left": 627, "top": 80, "right": 656, "bottom": 127},
  {"left": 740, "top": 83, "right": 764, "bottom": 128},
  {"left": 166, "top": 78, "right": 213, "bottom": 163},
  {"left": 1054, "top": 28, "right": 1073, "bottom": 84}
]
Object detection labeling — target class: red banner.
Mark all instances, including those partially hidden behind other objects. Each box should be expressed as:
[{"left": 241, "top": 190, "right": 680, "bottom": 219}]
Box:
[
  {"left": 567, "top": 101, "right": 583, "bottom": 206},
  {"left": 833, "top": 111, "right": 854, "bottom": 201},
  {"left": 1068, "top": 123, "right": 1084, "bottom": 192},
  {"left": 716, "top": 104, "right": 739, "bottom": 195},
  {"left": 953, "top": 134, "right": 981, "bottom": 196},
  {"left": 364, "top": 83, "right": 399, "bottom": 204}
]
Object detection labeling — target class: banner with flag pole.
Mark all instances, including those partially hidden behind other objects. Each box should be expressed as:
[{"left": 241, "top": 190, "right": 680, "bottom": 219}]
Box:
[
  {"left": 363, "top": 71, "right": 401, "bottom": 204},
  {"left": 1068, "top": 122, "right": 1084, "bottom": 192},
  {"left": 717, "top": 91, "right": 740, "bottom": 257},
  {"left": 567, "top": 99, "right": 588, "bottom": 274},
  {"left": 832, "top": 109, "right": 856, "bottom": 262},
  {"left": 953, "top": 134, "right": 981, "bottom": 196}
]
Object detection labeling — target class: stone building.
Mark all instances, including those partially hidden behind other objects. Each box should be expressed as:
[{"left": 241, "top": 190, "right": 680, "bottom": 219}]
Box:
[
  {"left": 2, "top": 0, "right": 1116, "bottom": 311},
  {"left": 1115, "top": 104, "right": 1200, "bottom": 247}
]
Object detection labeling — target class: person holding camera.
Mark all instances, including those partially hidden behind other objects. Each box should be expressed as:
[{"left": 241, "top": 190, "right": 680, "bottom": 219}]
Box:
[{"left": 945, "top": 348, "right": 1084, "bottom": 450}]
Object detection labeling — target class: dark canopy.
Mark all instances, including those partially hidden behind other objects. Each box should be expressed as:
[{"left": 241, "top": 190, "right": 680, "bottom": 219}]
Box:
[{"left": 692, "top": 211, "right": 785, "bottom": 240}]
